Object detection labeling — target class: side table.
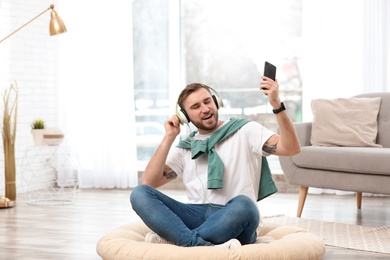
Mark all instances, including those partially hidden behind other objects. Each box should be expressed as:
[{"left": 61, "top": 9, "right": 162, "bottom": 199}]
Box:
[{"left": 21, "top": 145, "right": 80, "bottom": 205}]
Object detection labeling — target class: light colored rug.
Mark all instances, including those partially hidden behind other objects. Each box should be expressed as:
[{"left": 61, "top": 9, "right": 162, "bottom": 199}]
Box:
[{"left": 263, "top": 215, "right": 390, "bottom": 255}]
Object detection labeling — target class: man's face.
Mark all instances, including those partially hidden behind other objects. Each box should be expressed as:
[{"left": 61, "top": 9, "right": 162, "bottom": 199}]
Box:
[{"left": 182, "top": 88, "right": 219, "bottom": 134}]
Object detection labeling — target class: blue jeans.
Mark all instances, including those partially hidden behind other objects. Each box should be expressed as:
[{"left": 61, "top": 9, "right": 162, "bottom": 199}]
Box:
[{"left": 130, "top": 184, "right": 259, "bottom": 247}]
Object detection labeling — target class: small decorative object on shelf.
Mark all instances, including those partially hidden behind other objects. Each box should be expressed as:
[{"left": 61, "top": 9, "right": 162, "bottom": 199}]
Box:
[
  {"left": 42, "top": 127, "right": 65, "bottom": 146},
  {"left": 31, "top": 119, "right": 45, "bottom": 146}
]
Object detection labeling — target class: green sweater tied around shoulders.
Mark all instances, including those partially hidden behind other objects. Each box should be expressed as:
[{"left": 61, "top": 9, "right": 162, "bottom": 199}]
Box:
[{"left": 176, "top": 117, "right": 278, "bottom": 201}]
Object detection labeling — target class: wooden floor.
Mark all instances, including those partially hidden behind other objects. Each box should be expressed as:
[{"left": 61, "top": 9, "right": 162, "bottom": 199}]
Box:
[{"left": 1, "top": 189, "right": 390, "bottom": 259}]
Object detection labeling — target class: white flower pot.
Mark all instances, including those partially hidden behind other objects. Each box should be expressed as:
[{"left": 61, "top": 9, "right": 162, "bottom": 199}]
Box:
[{"left": 31, "top": 129, "right": 45, "bottom": 146}]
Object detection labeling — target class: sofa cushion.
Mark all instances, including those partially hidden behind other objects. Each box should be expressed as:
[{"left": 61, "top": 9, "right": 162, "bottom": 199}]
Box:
[
  {"left": 292, "top": 146, "right": 390, "bottom": 176},
  {"left": 354, "top": 93, "right": 390, "bottom": 148},
  {"left": 310, "top": 97, "right": 382, "bottom": 147}
]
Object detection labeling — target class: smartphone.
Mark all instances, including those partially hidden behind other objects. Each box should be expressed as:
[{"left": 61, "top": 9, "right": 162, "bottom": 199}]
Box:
[
  {"left": 264, "top": 61, "right": 276, "bottom": 81},
  {"left": 262, "top": 61, "right": 277, "bottom": 90}
]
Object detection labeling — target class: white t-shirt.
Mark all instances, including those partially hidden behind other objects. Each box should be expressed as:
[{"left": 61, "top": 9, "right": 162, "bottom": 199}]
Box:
[{"left": 166, "top": 119, "right": 275, "bottom": 205}]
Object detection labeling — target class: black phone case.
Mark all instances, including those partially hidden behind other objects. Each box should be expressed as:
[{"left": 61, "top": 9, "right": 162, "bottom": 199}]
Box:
[{"left": 264, "top": 61, "right": 276, "bottom": 81}]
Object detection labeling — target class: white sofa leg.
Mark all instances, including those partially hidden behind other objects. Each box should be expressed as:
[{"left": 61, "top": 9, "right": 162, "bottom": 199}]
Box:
[
  {"left": 356, "top": 192, "right": 362, "bottom": 209},
  {"left": 297, "top": 186, "right": 308, "bottom": 218}
]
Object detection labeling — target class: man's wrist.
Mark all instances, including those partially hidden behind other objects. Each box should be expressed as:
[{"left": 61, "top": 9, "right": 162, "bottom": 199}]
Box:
[{"left": 272, "top": 102, "right": 286, "bottom": 114}]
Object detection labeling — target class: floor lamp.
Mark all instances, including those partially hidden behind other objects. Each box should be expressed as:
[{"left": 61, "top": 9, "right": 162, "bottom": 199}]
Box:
[{"left": 0, "top": 4, "right": 67, "bottom": 209}]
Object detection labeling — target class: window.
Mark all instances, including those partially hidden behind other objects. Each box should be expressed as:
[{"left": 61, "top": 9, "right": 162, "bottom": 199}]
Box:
[
  {"left": 181, "top": 0, "right": 302, "bottom": 130},
  {"left": 133, "top": 0, "right": 170, "bottom": 123},
  {"left": 133, "top": 0, "right": 303, "bottom": 168}
]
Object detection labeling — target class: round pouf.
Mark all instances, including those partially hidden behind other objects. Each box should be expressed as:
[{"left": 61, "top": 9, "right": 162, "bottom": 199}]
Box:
[{"left": 97, "top": 221, "right": 325, "bottom": 260}]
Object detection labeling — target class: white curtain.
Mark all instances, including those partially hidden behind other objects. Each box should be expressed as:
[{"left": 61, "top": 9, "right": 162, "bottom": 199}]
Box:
[
  {"left": 363, "top": 0, "right": 390, "bottom": 92},
  {"left": 58, "top": 0, "right": 137, "bottom": 188}
]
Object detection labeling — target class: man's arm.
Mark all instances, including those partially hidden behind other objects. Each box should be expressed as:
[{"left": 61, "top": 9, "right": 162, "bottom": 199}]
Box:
[
  {"left": 260, "top": 77, "right": 301, "bottom": 156},
  {"left": 142, "top": 115, "right": 181, "bottom": 188},
  {"left": 262, "top": 110, "right": 300, "bottom": 156}
]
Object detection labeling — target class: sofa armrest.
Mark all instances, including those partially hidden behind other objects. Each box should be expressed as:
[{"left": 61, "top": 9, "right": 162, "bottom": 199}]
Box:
[
  {"left": 295, "top": 122, "right": 312, "bottom": 147},
  {"left": 279, "top": 122, "right": 312, "bottom": 186}
]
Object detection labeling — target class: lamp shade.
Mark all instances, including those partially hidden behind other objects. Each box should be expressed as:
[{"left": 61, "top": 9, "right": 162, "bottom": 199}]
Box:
[{"left": 50, "top": 9, "right": 67, "bottom": 36}]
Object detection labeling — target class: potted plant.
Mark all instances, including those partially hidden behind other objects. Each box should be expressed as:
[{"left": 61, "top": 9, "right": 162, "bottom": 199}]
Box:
[{"left": 31, "top": 119, "right": 45, "bottom": 145}]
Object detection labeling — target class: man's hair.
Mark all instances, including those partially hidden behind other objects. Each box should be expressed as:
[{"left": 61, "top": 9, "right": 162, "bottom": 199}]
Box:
[{"left": 177, "top": 83, "right": 211, "bottom": 109}]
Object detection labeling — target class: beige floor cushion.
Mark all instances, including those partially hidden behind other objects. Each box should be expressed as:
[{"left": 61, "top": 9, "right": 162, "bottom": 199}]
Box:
[{"left": 97, "top": 221, "right": 325, "bottom": 260}]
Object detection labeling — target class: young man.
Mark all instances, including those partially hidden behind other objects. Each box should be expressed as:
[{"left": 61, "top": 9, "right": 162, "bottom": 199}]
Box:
[{"left": 130, "top": 77, "right": 300, "bottom": 248}]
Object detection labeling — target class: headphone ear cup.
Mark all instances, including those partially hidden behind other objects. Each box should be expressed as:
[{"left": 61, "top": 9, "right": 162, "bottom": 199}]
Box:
[
  {"left": 177, "top": 109, "right": 189, "bottom": 125},
  {"left": 212, "top": 94, "right": 224, "bottom": 109}
]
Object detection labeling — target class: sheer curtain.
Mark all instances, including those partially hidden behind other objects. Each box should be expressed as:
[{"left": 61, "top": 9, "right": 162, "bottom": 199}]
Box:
[
  {"left": 58, "top": 1, "right": 137, "bottom": 188},
  {"left": 363, "top": 0, "right": 390, "bottom": 93}
]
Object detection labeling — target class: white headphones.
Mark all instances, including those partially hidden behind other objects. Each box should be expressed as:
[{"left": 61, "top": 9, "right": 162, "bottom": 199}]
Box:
[{"left": 176, "top": 85, "right": 224, "bottom": 125}]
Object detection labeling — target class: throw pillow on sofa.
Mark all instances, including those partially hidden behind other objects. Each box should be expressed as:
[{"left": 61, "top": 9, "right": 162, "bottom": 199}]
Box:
[{"left": 310, "top": 97, "right": 382, "bottom": 147}]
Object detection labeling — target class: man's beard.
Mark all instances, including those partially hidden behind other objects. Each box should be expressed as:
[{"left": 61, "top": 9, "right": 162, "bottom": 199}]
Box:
[{"left": 191, "top": 113, "right": 219, "bottom": 133}]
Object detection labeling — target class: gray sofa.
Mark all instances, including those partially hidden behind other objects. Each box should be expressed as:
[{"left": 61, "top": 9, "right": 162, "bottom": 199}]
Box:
[{"left": 279, "top": 92, "right": 390, "bottom": 217}]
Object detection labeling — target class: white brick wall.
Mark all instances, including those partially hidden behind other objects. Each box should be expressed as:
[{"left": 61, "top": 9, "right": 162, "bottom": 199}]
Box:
[{"left": 0, "top": 1, "right": 60, "bottom": 194}]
